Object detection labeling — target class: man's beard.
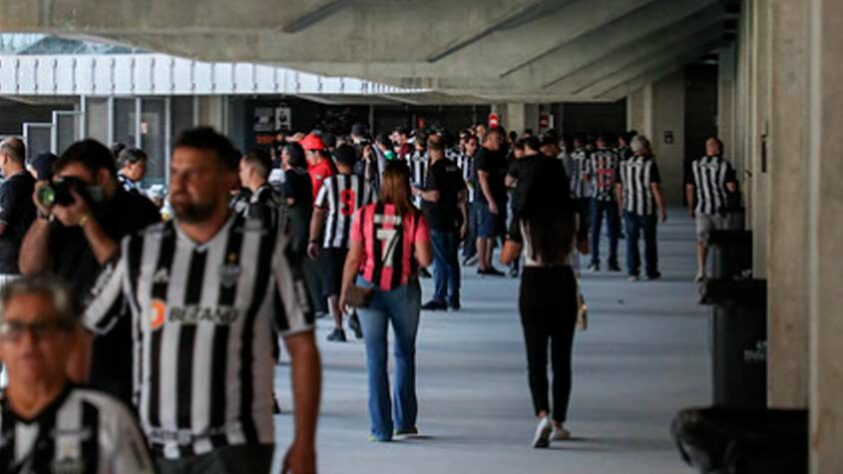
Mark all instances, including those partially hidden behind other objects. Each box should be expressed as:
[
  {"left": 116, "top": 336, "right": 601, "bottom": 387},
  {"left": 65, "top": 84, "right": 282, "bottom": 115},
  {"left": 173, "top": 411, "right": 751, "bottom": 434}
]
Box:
[{"left": 172, "top": 200, "right": 218, "bottom": 223}]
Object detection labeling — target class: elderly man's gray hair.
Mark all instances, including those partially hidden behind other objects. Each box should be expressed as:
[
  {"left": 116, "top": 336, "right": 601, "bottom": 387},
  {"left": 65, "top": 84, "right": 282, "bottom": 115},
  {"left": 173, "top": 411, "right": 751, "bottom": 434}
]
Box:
[
  {"left": 630, "top": 135, "right": 651, "bottom": 153},
  {"left": 0, "top": 277, "right": 81, "bottom": 323}
]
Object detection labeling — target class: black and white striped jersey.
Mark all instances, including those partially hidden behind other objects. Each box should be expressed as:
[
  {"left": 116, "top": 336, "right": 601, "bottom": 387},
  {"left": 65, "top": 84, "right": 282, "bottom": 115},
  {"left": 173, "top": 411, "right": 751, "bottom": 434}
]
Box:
[
  {"left": 589, "top": 149, "right": 620, "bottom": 202},
  {"left": 0, "top": 385, "right": 154, "bottom": 474},
  {"left": 243, "top": 184, "right": 283, "bottom": 229},
  {"left": 454, "top": 152, "right": 476, "bottom": 203},
  {"left": 618, "top": 155, "right": 662, "bottom": 216},
  {"left": 314, "top": 173, "right": 375, "bottom": 249},
  {"left": 567, "top": 149, "right": 593, "bottom": 199},
  {"left": 688, "top": 155, "right": 737, "bottom": 216},
  {"left": 83, "top": 214, "right": 314, "bottom": 459},
  {"left": 409, "top": 151, "right": 430, "bottom": 207}
]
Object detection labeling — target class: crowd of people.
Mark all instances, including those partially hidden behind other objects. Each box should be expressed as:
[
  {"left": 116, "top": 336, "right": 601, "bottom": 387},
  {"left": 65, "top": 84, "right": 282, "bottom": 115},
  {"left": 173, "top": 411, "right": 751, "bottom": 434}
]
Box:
[{"left": 0, "top": 118, "right": 741, "bottom": 472}]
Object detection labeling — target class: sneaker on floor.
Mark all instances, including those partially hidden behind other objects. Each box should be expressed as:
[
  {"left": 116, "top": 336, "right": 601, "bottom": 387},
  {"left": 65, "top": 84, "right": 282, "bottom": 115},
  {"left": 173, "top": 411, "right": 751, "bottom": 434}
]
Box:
[
  {"left": 449, "top": 299, "right": 461, "bottom": 311},
  {"left": 326, "top": 328, "right": 347, "bottom": 342},
  {"left": 646, "top": 272, "right": 662, "bottom": 281},
  {"left": 587, "top": 263, "right": 600, "bottom": 272},
  {"left": 628, "top": 274, "right": 640, "bottom": 282},
  {"left": 421, "top": 299, "right": 448, "bottom": 311},
  {"left": 608, "top": 262, "right": 622, "bottom": 272},
  {"left": 694, "top": 272, "right": 706, "bottom": 283},
  {"left": 369, "top": 434, "right": 392, "bottom": 443},
  {"left": 551, "top": 425, "right": 571, "bottom": 441},
  {"left": 532, "top": 416, "right": 553, "bottom": 449},
  {"left": 394, "top": 428, "right": 419, "bottom": 440},
  {"left": 478, "top": 267, "right": 505, "bottom": 277},
  {"left": 463, "top": 255, "right": 479, "bottom": 267},
  {"left": 348, "top": 312, "right": 364, "bottom": 339}
]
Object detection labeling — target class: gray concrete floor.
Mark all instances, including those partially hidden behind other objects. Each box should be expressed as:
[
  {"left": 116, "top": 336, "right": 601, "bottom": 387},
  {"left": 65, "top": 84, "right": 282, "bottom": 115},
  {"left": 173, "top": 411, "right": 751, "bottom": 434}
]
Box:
[{"left": 275, "top": 210, "right": 709, "bottom": 473}]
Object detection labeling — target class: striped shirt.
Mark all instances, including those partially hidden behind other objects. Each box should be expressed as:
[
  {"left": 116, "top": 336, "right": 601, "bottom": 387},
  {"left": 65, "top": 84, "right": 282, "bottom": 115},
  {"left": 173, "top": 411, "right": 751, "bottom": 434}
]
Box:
[
  {"left": 589, "top": 148, "right": 620, "bottom": 202},
  {"left": 118, "top": 173, "right": 142, "bottom": 195},
  {"left": 618, "top": 155, "right": 662, "bottom": 216},
  {"left": 689, "top": 155, "right": 737, "bottom": 216},
  {"left": 314, "top": 174, "right": 375, "bottom": 249},
  {"left": 567, "top": 149, "right": 593, "bottom": 199},
  {"left": 0, "top": 385, "right": 154, "bottom": 473},
  {"left": 83, "top": 214, "right": 313, "bottom": 459},
  {"left": 350, "top": 203, "right": 430, "bottom": 291},
  {"left": 409, "top": 151, "right": 430, "bottom": 207},
  {"left": 454, "top": 152, "right": 476, "bottom": 203}
]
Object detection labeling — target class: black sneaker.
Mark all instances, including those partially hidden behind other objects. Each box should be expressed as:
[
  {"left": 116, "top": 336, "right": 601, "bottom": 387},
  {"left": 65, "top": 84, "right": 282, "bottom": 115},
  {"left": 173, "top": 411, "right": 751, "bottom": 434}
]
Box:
[
  {"left": 478, "top": 267, "right": 505, "bottom": 277},
  {"left": 327, "top": 328, "right": 347, "bottom": 342},
  {"left": 608, "top": 262, "right": 621, "bottom": 272},
  {"left": 348, "top": 312, "right": 363, "bottom": 339},
  {"left": 646, "top": 272, "right": 662, "bottom": 281},
  {"left": 419, "top": 268, "right": 432, "bottom": 279},
  {"left": 421, "top": 299, "right": 448, "bottom": 311},
  {"left": 449, "top": 299, "right": 461, "bottom": 311}
]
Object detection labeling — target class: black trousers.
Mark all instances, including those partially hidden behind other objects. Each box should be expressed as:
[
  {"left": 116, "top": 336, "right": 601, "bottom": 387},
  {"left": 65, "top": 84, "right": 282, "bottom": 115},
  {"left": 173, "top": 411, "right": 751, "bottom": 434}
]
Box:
[
  {"left": 519, "top": 265, "right": 578, "bottom": 423},
  {"left": 157, "top": 444, "right": 274, "bottom": 474}
]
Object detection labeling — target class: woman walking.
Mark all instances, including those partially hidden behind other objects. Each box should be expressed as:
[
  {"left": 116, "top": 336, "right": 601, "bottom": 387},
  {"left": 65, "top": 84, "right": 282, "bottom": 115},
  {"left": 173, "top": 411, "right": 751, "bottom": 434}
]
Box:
[
  {"left": 340, "top": 161, "right": 433, "bottom": 442},
  {"left": 501, "top": 154, "right": 586, "bottom": 448}
]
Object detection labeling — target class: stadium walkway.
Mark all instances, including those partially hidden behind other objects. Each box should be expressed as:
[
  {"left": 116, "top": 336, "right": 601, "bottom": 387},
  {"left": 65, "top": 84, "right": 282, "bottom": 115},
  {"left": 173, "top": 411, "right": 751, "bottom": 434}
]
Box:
[{"left": 275, "top": 209, "right": 708, "bottom": 473}]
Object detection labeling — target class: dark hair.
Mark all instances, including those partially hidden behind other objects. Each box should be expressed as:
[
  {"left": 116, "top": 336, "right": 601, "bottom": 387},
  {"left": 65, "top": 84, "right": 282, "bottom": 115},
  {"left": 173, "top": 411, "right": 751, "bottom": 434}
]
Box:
[
  {"left": 524, "top": 136, "right": 542, "bottom": 152},
  {"left": 56, "top": 139, "right": 117, "bottom": 177},
  {"left": 117, "top": 148, "right": 148, "bottom": 168},
  {"left": 283, "top": 142, "right": 307, "bottom": 169},
  {"left": 519, "top": 159, "right": 575, "bottom": 264},
  {"left": 376, "top": 133, "right": 393, "bottom": 149},
  {"left": 110, "top": 142, "right": 127, "bottom": 159},
  {"left": 241, "top": 148, "right": 273, "bottom": 180},
  {"left": 523, "top": 128, "right": 534, "bottom": 136},
  {"left": 426, "top": 135, "right": 445, "bottom": 152},
  {"left": 29, "top": 152, "right": 58, "bottom": 181},
  {"left": 334, "top": 144, "right": 357, "bottom": 167},
  {"left": 508, "top": 131, "right": 518, "bottom": 142},
  {"left": 380, "top": 161, "right": 414, "bottom": 217},
  {"left": 513, "top": 138, "right": 526, "bottom": 151},
  {"left": 173, "top": 127, "right": 239, "bottom": 172}
]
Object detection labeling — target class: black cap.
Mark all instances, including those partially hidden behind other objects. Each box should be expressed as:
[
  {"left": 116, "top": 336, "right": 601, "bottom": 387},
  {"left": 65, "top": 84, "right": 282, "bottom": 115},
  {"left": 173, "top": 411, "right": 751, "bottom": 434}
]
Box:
[{"left": 29, "top": 152, "right": 58, "bottom": 181}]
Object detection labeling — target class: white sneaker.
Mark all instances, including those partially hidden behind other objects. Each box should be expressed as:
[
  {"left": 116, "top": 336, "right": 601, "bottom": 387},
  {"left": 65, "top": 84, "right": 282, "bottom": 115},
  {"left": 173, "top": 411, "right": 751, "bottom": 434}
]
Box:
[
  {"left": 694, "top": 272, "right": 706, "bottom": 283},
  {"left": 628, "top": 275, "right": 640, "bottom": 282},
  {"left": 532, "top": 416, "right": 553, "bottom": 448},
  {"left": 552, "top": 425, "right": 571, "bottom": 441}
]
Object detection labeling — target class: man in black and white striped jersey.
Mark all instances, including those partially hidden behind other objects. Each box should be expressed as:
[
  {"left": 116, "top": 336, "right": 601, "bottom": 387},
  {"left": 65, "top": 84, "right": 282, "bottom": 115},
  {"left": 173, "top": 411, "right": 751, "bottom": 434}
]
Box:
[
  {"left": 587, "top": 136, "right": 621, "bottom": 272},
  {"left": 80, "top": 127, "right": 321, "bottom": 474},
  {"left": 308, "top": 144, "right": 375, "bottom": 342},
  {"left": 0, "top": 277, "right": 154, "bottom": 473},
  {"left": 686, "top": 137, "right": 738, "bottom": 282},
  {"left": 566, "top": 137, "right": 593, "bottom": 231},
  {"left": 455, "top": 135, "right": 479, "bottom": 264},
  {"left": 408, "top": 140, "right": 430, "bottom": 208},
  {"left": 616, "top": 135, "right": 667, "bottom": 282}
]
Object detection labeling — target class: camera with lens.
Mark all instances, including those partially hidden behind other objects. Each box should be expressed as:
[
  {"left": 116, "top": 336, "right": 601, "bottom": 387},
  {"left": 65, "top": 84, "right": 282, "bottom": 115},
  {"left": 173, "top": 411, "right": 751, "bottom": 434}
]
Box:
[{"left": 37, "top": 177, "right": 86, "bottom": 208}]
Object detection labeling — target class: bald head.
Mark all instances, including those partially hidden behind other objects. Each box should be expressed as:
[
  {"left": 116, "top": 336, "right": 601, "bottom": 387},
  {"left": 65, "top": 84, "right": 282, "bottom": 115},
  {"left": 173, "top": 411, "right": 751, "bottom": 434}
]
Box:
[{"left": 0, "top": 137, "right": 25, "bottom": 165}]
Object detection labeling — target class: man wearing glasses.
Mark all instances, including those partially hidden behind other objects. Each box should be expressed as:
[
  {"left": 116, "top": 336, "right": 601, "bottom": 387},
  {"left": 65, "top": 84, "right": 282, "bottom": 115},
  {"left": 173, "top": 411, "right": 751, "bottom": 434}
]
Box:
[{"left": 0, "top": 276, "right": 154, "bottom": 473}]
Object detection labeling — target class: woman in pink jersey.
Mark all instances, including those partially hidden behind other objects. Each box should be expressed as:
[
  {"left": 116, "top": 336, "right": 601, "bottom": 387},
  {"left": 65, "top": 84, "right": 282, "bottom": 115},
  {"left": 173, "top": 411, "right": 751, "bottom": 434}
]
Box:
[{"left": 340, "top": 161, "right": 432, "bottom": 442}]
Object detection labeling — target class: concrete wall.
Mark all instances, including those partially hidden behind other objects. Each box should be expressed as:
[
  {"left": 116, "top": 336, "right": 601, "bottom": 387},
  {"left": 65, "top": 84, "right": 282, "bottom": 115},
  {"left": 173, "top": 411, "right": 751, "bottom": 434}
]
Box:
[{"left": 649, "top": 71, "right": 686, "bottom": 205}]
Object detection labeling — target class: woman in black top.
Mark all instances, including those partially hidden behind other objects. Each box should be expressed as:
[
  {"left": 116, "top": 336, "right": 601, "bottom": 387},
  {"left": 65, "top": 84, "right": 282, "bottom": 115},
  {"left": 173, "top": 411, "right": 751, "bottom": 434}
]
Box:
[{"left": 501, "top": 155, "right": 587, "bottom": 449}]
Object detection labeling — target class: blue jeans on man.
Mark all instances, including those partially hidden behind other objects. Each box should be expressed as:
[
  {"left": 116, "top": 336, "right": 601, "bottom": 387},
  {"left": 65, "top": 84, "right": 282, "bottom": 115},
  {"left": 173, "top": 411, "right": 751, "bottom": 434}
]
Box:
[
  {"left": 623, "top": 211, "right": 659, "bottom": 278},
  {"left": 355, "top": 277, "right": 422, "bottom": 441},
  {"left": 430, "top": 229, "right": 461, "bottom": 305},
  {"left": 590, "top": 199, "right": 620, "bottom": 268}
]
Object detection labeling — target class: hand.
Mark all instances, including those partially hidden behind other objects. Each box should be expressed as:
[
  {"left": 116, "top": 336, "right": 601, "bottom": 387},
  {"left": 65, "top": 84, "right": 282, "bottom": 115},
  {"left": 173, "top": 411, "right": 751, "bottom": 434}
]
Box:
[
  {"left": 307, "top": 242, "right": 320, "bottom": 260},
  {"left": 32, "top": 180, "right": 53, "bottom": 217},
  {"left": 51, "top": 190, "right": 93, "bottom": 227},
  {"left": 488, "top": 201, "right": 499, "bottom": 215},
  {"left": 411, "top": 186, "right": 421, "bottom": 197},
  {"left": 660, "top": 209, "right": 668, "bottom": 224},
  {"left": 282, "top": 442, "right": 316, "bottom": 474},
  {"left": 459, "top": 224, "right": 468, "bottom": 240},
  {"left": 577, "top": 239, "right": 590, "bottom": 255}
]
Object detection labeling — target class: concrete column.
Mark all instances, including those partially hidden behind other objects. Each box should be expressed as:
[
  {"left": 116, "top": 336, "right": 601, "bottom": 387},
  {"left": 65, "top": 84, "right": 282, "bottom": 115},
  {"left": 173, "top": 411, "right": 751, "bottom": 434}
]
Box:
[
  {"left": 808, "top": 0, "right": 843, "bottom": 470},
  {"left": 626, "top": 85, "right": 653, "bottom": 137},
  {"left": 749, "top": 0, "right": 772, "bottom": 279},
  {"left": 502, "top": 102, "right": 539, "bottom": 136},
  {"left": 649, "top": 71, "right": 685, "bottom": 205},
  {"left": 718, "top": 43, "right": 738, "bottom": 164},
  {"left": 766, "top": 0, "right": 810, "bottom": 409},
  {"left": 196, "top": 96, "right": 227, "bottom": 132},
  {"left": 735, "top": 0, "right": 754, "bottom": 221}
]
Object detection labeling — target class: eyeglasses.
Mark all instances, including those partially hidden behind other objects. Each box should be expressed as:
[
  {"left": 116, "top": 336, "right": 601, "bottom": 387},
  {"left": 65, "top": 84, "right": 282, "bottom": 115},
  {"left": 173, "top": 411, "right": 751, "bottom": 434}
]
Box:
[{"left": 0, "top": 320, "right": 75, "bottom": 342}]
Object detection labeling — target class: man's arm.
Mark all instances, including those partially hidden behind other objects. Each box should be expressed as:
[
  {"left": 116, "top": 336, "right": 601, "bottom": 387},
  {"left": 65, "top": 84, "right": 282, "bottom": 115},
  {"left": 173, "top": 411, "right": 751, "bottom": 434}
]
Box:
[
  {"left": 19, "top": 217, "right": 52, "bottom": 275},
  {"left": 615, "top": 183, "right": 624, "bottom": 215},
  {"left": 477, "top": 170, "right": 498, "bottom": 214},
  {"left": 307, "top": 207, "right": 328, "bottom": 259},
  {"left": 51, "top": 190, "right": 119, "bottom": 264},
  {"left": 457, "top": 190, "right": 468, "bottom": 239},
  {"left": 685, "top": 184, "right": 696, "bottom": 218},
  {"left": 282, "top": 331, "right": 321, "bottom": 474},
  {"left": 652, "top": 183, "right": 667, "bottom": 223}
]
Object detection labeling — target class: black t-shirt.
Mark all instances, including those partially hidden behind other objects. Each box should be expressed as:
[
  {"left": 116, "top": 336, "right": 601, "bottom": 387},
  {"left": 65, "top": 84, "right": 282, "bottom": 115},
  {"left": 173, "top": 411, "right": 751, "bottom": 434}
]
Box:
[
  {"left": 0, "top": 172, "right": 35, "bottom": 274},
  {"left": 473, "top": 147, "right": 507, "bottom": 205},
  {"left": 49, "top": 187, "right": 161, "bottom": 405},
  {"left": 423, "top": 158, "right": 466, "bottom": 231},
  {"left": 282, "top": 168, "right": 314, "bottom": 260}
]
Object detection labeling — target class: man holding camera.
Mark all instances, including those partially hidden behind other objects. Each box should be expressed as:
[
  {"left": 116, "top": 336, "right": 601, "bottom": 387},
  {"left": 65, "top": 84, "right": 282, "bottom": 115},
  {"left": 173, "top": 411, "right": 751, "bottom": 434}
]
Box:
[{"left": 19, "top": 139, "right": 161, "bottom": 402}]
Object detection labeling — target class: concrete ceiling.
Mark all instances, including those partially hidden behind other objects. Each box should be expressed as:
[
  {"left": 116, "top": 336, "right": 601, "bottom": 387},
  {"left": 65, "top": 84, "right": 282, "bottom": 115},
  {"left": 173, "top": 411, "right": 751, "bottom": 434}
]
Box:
[{"left": 0, "top": 0, "right": 737, "bottom": 103}]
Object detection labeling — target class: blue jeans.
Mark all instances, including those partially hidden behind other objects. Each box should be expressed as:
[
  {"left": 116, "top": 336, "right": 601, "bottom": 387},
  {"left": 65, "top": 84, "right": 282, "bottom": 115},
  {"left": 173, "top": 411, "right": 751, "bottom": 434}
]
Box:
[
  {"left": 590, "top": 199, "right": 620, "bottom": 266},
  {"left": 623, "top": 211, "right": 659, "bottom": 277},
  {"left": 430, "top": 229, "right": 461, "bottom": 303},
  {"left": 355, "top": 276, "right": 422, "bottom": 440}
]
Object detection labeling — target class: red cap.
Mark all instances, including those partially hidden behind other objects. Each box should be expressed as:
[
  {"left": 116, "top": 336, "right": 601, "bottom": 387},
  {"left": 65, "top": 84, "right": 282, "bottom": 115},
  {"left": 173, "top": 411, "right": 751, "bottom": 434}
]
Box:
[{"left": 300, "top": 133, "right": 326, "bottom": 151}]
